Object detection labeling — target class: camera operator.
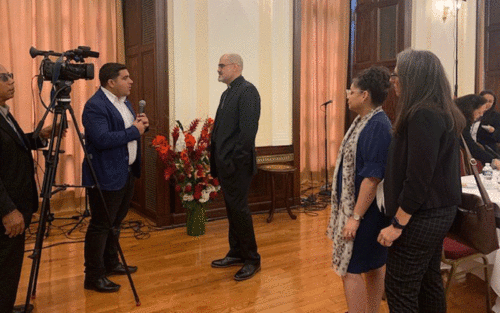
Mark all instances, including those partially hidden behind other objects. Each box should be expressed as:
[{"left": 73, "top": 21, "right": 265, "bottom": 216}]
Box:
[
  {"left": 82, "top": 63, "right": 148, "bottom": 293},
  {"left": 0, "top": 64, "right": 63, "bottom": 313}
]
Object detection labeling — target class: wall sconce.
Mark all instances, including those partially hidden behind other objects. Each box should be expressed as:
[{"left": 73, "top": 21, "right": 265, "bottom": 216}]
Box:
[
  {"left": 436, "top": 0, "right": 466, "bottom": 23},
  {"left": 442, "top": 5, "right": 451, "bottom": 22}
]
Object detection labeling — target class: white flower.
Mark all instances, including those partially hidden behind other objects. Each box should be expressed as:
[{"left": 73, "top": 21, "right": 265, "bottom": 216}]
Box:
[
  {"left": 200, "top": 190, "right": 210, "bottom": 203},
  {"left": 183, "top": 194, "right": 194, "bottom": 202},
  {"left": 175, "top": 133, "right": 186, "bottom": 151}
]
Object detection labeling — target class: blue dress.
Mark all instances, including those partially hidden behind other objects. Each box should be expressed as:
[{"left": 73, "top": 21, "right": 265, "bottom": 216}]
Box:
[{"left": 336, "top": 111, "right": 392, "bottom": 274}]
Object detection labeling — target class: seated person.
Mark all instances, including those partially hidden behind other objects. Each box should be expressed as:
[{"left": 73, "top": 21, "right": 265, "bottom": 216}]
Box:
[
  {"left": 477, "top": 90, "right": 500, "bottom": 154},
  {"left": 455, "top": 94, "right": 500, "bottom": 168}
]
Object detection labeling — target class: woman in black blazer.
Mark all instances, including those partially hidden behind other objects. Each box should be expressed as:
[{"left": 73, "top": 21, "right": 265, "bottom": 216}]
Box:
[
  {"left": 455, "top": 94, "right": 499, "bottom": 168},
  {"left": 377, "top": 50, "right": 466, "bottom": 313}
]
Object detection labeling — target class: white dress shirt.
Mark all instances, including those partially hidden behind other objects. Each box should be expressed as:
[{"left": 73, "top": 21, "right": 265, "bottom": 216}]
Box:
[
  {"left": 101, "top": 87, "right": 137, "bottom": 165},
  {"left": 471, "top": 120, "right": 481, "bottom": 142}
]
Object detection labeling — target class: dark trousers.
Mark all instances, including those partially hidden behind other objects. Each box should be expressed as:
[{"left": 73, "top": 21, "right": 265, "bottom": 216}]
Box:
[
  {"left": 385, "top": 206, "right": 457, "bottom": 313},
  {"left": 218, "top": 164, "right": 260, "bottom": 265},
  {"left": 0, "top": 231, "right": 25, "bottom": 313},
  {"left": 84, "top": 175, "right": 136, "bottom": 280}
]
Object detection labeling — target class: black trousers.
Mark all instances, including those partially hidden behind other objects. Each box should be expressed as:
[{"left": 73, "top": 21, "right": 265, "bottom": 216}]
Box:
[
  {"left": 84, "top": 175, "right": 136, "bottom": 280},
  {"left": 385, "top": 206, "right": 457, "bottom": 313},
  {"left": 218, "top": 163, "right": 260, "bottom": 265},
  {"left": 0, "top": 230, "right": 25, "bottom": 313}
]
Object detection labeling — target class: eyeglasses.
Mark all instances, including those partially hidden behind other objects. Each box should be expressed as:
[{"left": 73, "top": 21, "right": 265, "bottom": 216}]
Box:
[
  {"left": 390, "top": 72, "right": 398, "bottom": 78},
  {"left": 346, "top": 89, "right": 365, "bottom": 95},
  {"left": 0, "top": 72, "right": 13, "bottom": 82},
  {"left": 218, "top": 63, "right": 234, "bottom": 69}
]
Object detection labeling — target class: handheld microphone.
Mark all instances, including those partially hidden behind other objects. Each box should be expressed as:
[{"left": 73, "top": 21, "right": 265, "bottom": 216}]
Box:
[
  {"left": 139, "top": 100, "right": 146, "bottom": 114},
  {"left": 320, "top": 100, "right": 333, "bottom": 106}
]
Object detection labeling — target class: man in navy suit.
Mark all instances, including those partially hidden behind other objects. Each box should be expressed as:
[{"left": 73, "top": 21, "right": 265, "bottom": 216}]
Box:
[
  {"left": 210, "top": 54, "right": 261, "bottom": 281},
  {"left": 0, "top": 64, "right": 58, "bottom": 313},
  {"left": 82, "top": 63, "right": 148, "bottom": 293}
]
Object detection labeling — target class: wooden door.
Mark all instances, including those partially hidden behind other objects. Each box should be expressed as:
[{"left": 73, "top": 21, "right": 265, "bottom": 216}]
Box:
[
  {"left": 484, "top": 0, "right": 500, "bottom": 98},
  {"left": 349, "top": 0, "right": 411, "bottom": 124},
  {"left": 123, "top": 0, "right": 170, "bottom": 226}
]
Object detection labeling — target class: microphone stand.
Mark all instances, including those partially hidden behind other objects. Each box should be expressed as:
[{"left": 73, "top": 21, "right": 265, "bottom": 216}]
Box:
[{"left": 319, "top": 100, "right": 332, "bottom": 196}]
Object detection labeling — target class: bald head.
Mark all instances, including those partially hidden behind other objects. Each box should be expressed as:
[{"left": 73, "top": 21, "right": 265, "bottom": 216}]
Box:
[
  {"left": 217, "top": 54, "right": 243, "bottom": 85},
  {"left": 224, "top": 54, "right": 243, "bottom": 70}
]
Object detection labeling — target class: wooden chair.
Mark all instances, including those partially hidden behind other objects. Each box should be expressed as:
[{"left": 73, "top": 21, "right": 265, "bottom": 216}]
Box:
[{"left": 441, "top": 237, "right": 492, "bottom": 312}]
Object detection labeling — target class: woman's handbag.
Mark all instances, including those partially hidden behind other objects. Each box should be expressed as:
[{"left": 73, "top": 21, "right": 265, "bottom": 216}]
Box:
[{"left": 448, "top": 136, "right": 500, "bottom": 255}]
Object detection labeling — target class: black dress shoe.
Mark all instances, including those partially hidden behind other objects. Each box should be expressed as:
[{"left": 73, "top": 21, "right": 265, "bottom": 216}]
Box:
[
  {"left": 106, "top": 263, "right": 138, "bottom": 276},
  {"left": 12, "top": 304, "right": 34, "bottom": 313},
  {"left": 84, "top": 277, "right": 121, "bottom": 293},
  {"left": 234, "top": 263, "right": 261, "bottom": 281},
  {"left": 211, "top": 257, "right": 245, "bottom": 268}
]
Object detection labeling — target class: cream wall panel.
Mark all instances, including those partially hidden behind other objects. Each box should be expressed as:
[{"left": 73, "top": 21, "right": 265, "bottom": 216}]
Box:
[
  {"left": 169, "top": 0, "right": 293, "bottom": 146},
  {"left": 412, "top": 0, "right": 477, "bottom": 96},
  {"left": 270, "top": 0, "right": 293, "bottom": 146}
]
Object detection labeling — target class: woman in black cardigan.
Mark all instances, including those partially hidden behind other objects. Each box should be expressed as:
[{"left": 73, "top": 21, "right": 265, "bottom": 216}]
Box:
[
  {"left": 477, "top": 90, "right": 500, "bottom": 154},
  {"left": 377, "top": 49, "right": 466, "bottom": 313},
  {"left": 455, "top": 94, "right": 499, "bottom": 168}
]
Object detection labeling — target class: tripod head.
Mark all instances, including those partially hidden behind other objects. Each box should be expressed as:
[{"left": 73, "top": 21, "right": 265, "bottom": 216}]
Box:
[
  {"left": 52, "top": 80, "right": 73, "bottom": 101},
  {"left": 32, "top": 80, "right": 74, "bottom": 140}
]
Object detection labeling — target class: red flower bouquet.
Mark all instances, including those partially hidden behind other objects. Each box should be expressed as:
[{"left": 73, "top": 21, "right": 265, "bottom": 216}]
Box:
[{"left": 152, "top": 118, "right": 220, "bottom": 235}]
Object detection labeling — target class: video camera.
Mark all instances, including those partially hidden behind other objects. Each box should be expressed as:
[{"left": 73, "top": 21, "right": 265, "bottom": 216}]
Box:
[{"left": 30, "top": 46, "right": 99, "bottom": 81}]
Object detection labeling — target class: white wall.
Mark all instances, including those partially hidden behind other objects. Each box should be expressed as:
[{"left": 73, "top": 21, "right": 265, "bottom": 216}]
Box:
[
  {"left": 412, "top": 0, "right": 477, "bottom": 96},
  {"left": 168, "top": 0, "right": 293, "bottom": 146}
]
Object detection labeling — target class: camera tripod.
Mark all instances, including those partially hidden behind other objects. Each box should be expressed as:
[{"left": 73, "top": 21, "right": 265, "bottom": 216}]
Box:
[
  {"left": 23, "top": 81, "right": 140, "bottom": 312},
  {"left": 31, "top": 151, "right": 87, "bottom": 238},
  {"left": 34, "top": 182, "right": 91, "bottom": 236}
]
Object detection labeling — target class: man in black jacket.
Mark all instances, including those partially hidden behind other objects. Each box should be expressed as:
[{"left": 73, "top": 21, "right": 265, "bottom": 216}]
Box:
[
  {"left": 210, "top": 54, "right": 261, "bottom": 281},
  {"left": 0, "top": 64, "right": 55, "bottom": 312}
]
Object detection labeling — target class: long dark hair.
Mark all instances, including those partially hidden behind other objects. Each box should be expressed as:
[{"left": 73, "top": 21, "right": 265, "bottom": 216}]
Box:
[
  {"left": 455, "top": 94, "right": 488, "bottom": 126},
  {"left": 392, "top": 49, "right": 465, "bottom": 135},
  {"left": 479, "top": 90, "right": 497, "bottom": 125}
]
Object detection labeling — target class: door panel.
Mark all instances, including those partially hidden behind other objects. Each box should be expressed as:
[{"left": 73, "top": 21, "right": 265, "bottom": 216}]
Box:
[
  {"left": 485, "top": 0, "right": 500, "bottom": 99},
  {"left": 349, "top": 0, "right": 410, "bottom": 124}
]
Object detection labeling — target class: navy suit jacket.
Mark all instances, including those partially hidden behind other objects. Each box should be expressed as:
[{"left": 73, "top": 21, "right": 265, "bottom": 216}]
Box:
[{"left": 82, "top": 88, "right": 141, "bottom": 191}]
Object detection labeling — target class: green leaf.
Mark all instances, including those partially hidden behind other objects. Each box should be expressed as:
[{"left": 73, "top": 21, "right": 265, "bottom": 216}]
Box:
[{"left": 176, "top": 120, "right": 184, "bottom": 132}]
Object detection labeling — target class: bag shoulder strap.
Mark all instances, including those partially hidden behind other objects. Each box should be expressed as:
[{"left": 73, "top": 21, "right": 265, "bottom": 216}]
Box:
[{"left": 460, "top": 135, "right": 493, "bottom": 204}]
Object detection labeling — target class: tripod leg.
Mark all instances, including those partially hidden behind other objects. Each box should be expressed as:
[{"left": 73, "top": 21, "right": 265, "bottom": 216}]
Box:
[
  {"left": 31, "top": 209, "right": 54, "bottom": 299},
  {"left": 25, "top": 104, "right": 67, "bottom": 310},
  {"left": 117, "top": 243, "right": 141, "bottom": 305},
  {"left": 67, "top": 214, "right": 88, "bottom": 235},
  {"left": 30, "top": 236, "right": 43, "bottom": 300},
  {"left": 25, "top": 194, "right": 54, "bottom": 306}
]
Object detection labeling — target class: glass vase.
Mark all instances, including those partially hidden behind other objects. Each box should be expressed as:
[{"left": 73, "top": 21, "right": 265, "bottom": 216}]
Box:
[{"left": 184, "top": 201, "right": 207, "bottom": 236}]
